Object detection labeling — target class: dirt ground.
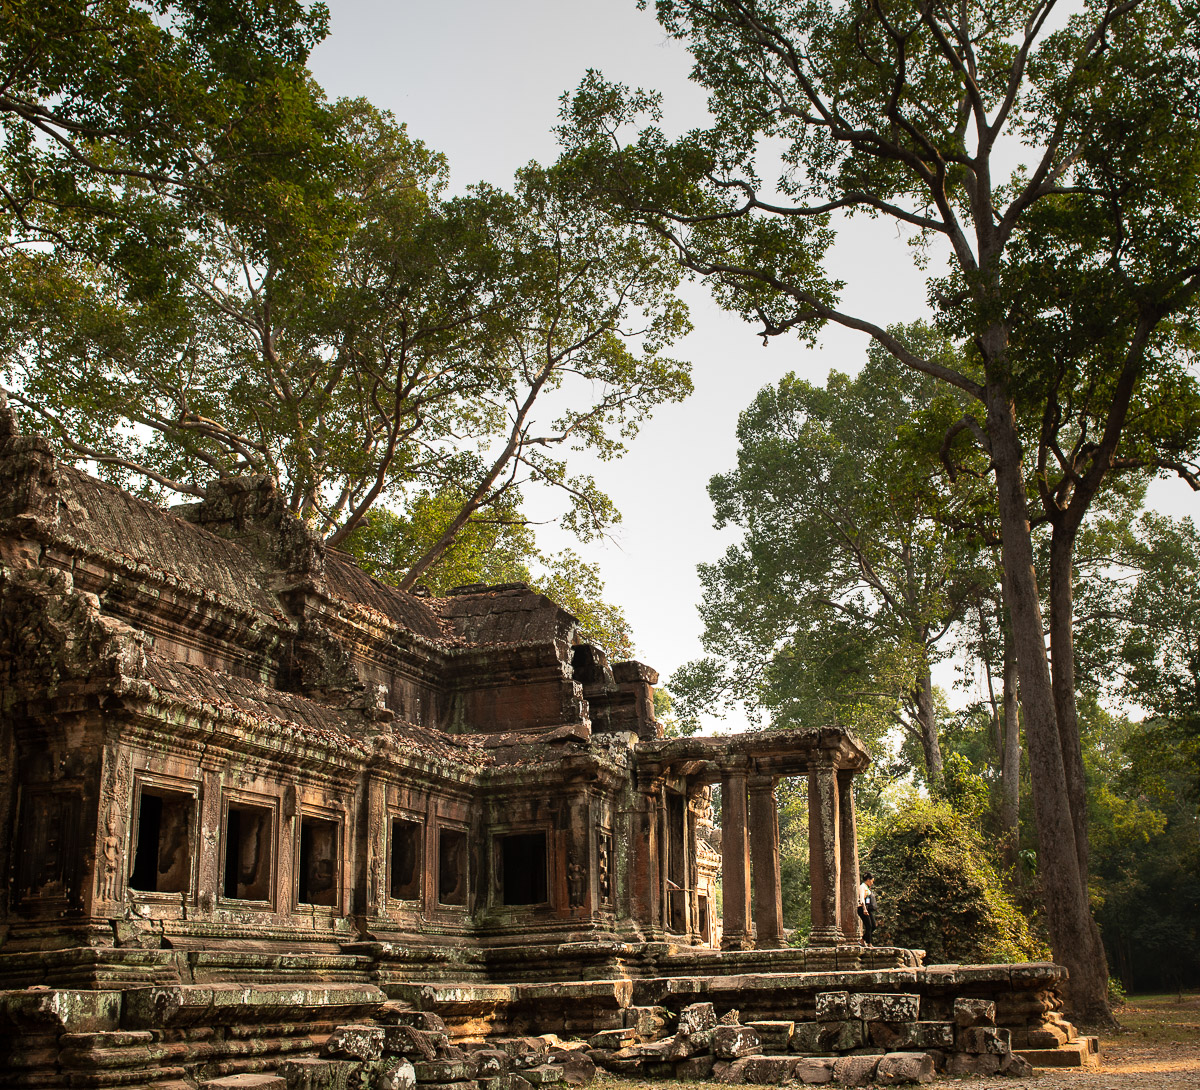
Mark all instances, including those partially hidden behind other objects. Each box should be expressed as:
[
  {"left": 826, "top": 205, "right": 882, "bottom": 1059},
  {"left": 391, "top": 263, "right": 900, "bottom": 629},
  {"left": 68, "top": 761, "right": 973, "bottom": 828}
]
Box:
[{"left": 977, "top": 992, "right": 1200, "bottom": 1090}]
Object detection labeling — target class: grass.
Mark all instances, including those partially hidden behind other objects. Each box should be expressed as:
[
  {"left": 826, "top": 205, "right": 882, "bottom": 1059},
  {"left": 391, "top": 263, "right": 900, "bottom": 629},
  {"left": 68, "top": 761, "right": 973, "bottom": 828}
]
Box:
[{"left": 1114, "top": 992, "right": 1200, "bottom": 1044}]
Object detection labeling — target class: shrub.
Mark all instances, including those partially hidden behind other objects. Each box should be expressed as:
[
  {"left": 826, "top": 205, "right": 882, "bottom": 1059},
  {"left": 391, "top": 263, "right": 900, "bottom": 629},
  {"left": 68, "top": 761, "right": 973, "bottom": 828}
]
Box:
[{"left": 864, "top": 794, "right": 1047, "bottom": 964}]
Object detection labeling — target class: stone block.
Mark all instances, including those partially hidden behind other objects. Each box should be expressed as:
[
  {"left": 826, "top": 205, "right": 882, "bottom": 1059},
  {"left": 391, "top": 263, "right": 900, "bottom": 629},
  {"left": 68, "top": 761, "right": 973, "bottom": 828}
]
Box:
[
  {"left": 675, "top": 1055, "right": 716, "bottom": 1080},
  {"left": 382, "top": 1059, "right": 416, "bottom": 1090},
  {"left": 628, "top": 1005, "right": 673, "bottom": 1040},
  {"left": 719, "top": 1008, "right": 743, "bottom": 1025},
  {"left": 999, "top": 1053, "right": 1034, "bottom": 1078},
  {"left": 200, "top": 1077, "right": 287, "bottom": 1090},
  {"left": 953, "top": 998, "right": 996, "bottom": 1028},
  {"left": 492, "top": 1039, "right": 549, "bottom": 1067},
  {"left": 738, "top": 1056, "right": 799, "bottom": 1083},
  {"left": 631, "top": 1040, "right": 676, "bottom": 1061},
  {"left": 552, "top": 1053, "right": 595, "bottom": 1086},
  {"left": 713, "top": 1024, "right": 762, "bottom": 1059},
  {"left": 382, "top": 1026, "right": 444, "bottom": 1060},
  {"left": 814, "top": 992, "right": 850, "bottom": 1021},
  {"left": 678, "top": 1002, "right": 718, "bottom": 1036},
  {"left": 831, "top": 1055, "right": 879, "bottom": 1086},
  {"left": 793, "top": 1057, "right": 835, "bottom": 1084},
  {"left": 278, "top": 1058, "right": 361, "bottom": 1090},
  {"left": 957, "top": 1026, "right": 1011, "bottom": 1055},
  {"left": 870, "top": 1022, "right": 953, "bottom": 1050},
  {"left": 790, "top": 1022, "right": 823, "bottom": 1053},
  {"left": 830, "top": 1021, "right": 867, "bottom": 1052},
  {"left": 874, "top": 1052, "right": 935, "bottom": 1085},
  {"left": 413, "top": 1061, "right": 471, "bottom": 1083},
  {"left": 326, "top": 1024, "right": 385, "bottom": 1061},
  {"left": 472, "top": 1051, "right": 511, "bottom": 1077},
  {"left": 646, "top": 1061, "right": 675, "bottom": 1078},
  {"left": 524, "top": 1064, "right": 564, "bottom": 1086},
  {"left": 849, "top": 994, "right": 920, "bottom": 1022},
  {"left": 745, "top": 1020, "right": 794, "bottom": 1052},
  {"left": 585, "top": 1029, "right": 632, "bottom": 1051},
  {"left": 667, "top": 1028, "right": 712, "bottom": 1060},
  {"left": 384, "top": 1010, "right": 448, "bottom": 1032}
]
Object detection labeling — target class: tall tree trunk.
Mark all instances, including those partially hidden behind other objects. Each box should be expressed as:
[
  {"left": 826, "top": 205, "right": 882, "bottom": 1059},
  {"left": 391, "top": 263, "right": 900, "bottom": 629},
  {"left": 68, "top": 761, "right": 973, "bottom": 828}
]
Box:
[
  {"left": 985, "top": 386, "right": 1113, "bottom": 1026},
  {"left": 1000, "top": 605, "right": 1021, "bottom": 871},
  {"left": 915, "top": 664, "right": 943, "bottom": 788}
]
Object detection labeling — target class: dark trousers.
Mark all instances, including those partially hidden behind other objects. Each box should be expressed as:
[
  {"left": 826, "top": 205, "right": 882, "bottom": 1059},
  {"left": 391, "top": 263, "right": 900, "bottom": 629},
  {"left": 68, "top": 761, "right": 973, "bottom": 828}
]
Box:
[{"left": 858, "top": 907, "right": 875, "bottom": 945}]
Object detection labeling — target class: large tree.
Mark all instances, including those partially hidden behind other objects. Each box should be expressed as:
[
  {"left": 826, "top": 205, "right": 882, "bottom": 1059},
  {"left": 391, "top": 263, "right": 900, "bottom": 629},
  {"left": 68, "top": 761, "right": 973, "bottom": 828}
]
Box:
[
  {"left": 673, "top": 328, "right": 996, "bottom": 786},
  {"left": 557, "top": 0, "right": 1200, "bottom": 1020},
  {"left": 0, "top": 6, "right": 692, "bottom": 587}
]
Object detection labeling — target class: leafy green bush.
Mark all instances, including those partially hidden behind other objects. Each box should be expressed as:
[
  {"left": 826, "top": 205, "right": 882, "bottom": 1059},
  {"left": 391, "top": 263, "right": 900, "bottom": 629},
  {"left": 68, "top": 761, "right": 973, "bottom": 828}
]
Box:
[{"left": 864, "top": 795, "right": 1046, "bottom": 964}]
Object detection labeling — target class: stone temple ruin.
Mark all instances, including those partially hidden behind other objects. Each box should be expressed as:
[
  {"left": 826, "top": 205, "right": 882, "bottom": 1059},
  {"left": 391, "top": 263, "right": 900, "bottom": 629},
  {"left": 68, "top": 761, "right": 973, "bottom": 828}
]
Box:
[{"left": 0, "top": 399, "right": 1096, "bottom": 1087}]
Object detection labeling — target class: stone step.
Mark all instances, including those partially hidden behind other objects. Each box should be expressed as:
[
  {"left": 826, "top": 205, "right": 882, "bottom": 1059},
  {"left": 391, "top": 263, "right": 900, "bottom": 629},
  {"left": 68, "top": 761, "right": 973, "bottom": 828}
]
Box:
[{"left": 1016, "top": 1036, "right": 1099, "bottom": 1068}]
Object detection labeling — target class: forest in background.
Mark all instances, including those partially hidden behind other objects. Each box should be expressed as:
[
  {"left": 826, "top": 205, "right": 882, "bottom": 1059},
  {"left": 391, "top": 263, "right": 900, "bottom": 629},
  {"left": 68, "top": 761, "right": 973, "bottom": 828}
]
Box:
[{"left": 2, "top": 0, "right": 1198, "bottom": 1019}]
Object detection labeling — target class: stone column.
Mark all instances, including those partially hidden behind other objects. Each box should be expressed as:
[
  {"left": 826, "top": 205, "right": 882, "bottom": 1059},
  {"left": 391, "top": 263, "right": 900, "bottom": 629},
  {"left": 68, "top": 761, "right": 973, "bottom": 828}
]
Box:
[
  {"left": 807, "top": 759, "right": 842, "bottom": 946},
  {"left": 720, "top": 764, "right": 753, "bottom": 950},
  {"left": 837, "top": 770, "right": 861, "bottom": 942},
  {"left": 748, "top": 775, "right": 784, "bottom": 947},
  {"left": 630, "top": 773, "right": 663, "bottom": 937},
  {"left": 658, "top": 791, "right": 670, "bottom": 931}
]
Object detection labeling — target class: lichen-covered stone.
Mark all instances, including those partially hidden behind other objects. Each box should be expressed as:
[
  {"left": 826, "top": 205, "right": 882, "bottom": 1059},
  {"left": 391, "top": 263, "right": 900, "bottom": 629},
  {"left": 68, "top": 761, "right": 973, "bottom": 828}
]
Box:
[
  {"left": 814, "top": 992, "right": 850, "bottom": 1021},
  {"left": 678, "top": 1002, "right": 718, "bottom": 1037},
  {"left": 713, "top": 1024, "right": 762, "bottom": 1059},
  {"left": 953, "top": 998, "right": 996, "bottom": 1028},
  {"left": 744, "top": 1020, "right": 794, "bottom": 1051},
  {"left": 326, "top": 1024, "right": 384, "bottom": 1061},
  {"left": 958, "top": 1026, "right": 1011, "bottom": 1054},
  {"left": 849, "top": 993, "right": 920, "bottom": 1022}
]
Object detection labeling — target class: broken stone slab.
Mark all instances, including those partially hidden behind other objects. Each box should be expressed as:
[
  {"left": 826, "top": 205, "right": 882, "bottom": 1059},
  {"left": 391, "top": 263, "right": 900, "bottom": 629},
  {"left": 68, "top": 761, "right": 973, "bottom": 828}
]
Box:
[
  {"left": 666, "top": 1028, "right": 713, "bottom": 1060},
  {"left": 793, "top": 1057, "right": 835, "bottom": 1085},
  {"left": 735, "top": 1056, "right": 800, "bottom": 1083},
  {"left": 744, "top": 1020, "right": 794, "bottom": 1051},
  {"left": 199, "top": 1076, "right": 287, "bottom": 1090},
  {"left": 383, "top": 1027, "right": 446, "bottom": 1060},
  {"left": 874, "top": 1052, "right": 935, "bottom": 1085},
  {"left": 675, "top": 1055, "right": 716, "bottom": 1080},
  {"left": 814, "top": 992, "right": 850, "bottom": 1021},
  {"left": 849, "top": 994, "right": 920, "bottom": 1022},
  {"left": 0, "top": 990, "right": 122, "bottom": 1034},
  {"left": 385, "top": 1059, "right": 417, "bottom": 1090},
  {"left": 678, "top": 1002, "right": 718, "bottom": 1037},
  {"left": 277, "top": 1057, "right": 361, "bottom": 1090},
  {"left": 472, "top": 1050, "right": 511, "bottom": 1076},
  {"left": 490, "top": 1039, "right": 549, "bottom": 1067},
  {"left": 326, "top": 1024, "right": 384, "bottom": 1061},
  {"left": 953, "top": 998, "right": 996, "bottom": 1028},
  {"left": 957, "top": 1026, "right": 1011, "bottom": 1054},
  {"left": 999, "top": 1052, "right": 1035, "bottom": 1077},
  {"left": 523, "top": 1064, "right": 565, "bottom": 1086},
  {"left": 718, "top": 1007, "right": 743, "bottom": 1026},
  {"left": 713, "top": 1024, "right": 762, "bottom": 1059},
  {"left": 585, "top": 1028, "right": 632, "bottom": 1050},
  {"left": 379, "top": 1008, "right": 448, "bottom": 1032},
  {"left": 831, "top": 1054, "right": 880, "bottom": 1086}
]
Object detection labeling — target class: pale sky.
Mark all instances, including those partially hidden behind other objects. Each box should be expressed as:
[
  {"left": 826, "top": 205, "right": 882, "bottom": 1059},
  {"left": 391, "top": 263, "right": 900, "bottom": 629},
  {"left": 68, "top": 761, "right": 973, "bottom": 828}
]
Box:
[{"left": 308, "top": 1, "right": 1196, "bottom": 726}]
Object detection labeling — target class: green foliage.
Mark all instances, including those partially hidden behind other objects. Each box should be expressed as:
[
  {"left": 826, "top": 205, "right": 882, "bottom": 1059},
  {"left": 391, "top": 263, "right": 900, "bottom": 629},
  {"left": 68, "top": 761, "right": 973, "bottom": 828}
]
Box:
[
  {"left": 863, "top": 795, "right": 1047, "bottom": 964},
  {"left": 669, "top": 327, "right": 995, "bottom": 783}
]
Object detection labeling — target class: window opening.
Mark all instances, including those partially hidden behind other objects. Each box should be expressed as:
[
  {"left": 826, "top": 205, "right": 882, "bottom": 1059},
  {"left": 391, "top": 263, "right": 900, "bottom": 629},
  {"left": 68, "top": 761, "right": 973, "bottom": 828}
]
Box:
[
  {"left": 438, "top": 827, "right": 468, "bottom": 906},
  {"left": 390, "top": 818, "right": 422, "bottom": 900},
  {"left": 501, "top": 831, "right": 548, "bottom": 905},
  {"left": 130, "top": 787, "right": 192, "bottom": 893},
  {"left": 222, "top": 803, "right": 272, "bottom": 901},
  {"left": 298, "top": 817, "right": 338, "bottom": 906}
]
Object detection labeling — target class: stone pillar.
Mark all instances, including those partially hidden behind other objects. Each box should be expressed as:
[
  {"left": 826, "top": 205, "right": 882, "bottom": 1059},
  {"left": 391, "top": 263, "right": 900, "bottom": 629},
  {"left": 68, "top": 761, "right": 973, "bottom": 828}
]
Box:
[
  {"left": 631, "top": 774, "right": 663, "bottom": 937},
  {"left": 838, "top": 770, "right": 861, "bottom": 942},
  {"left": 720, "top": 764, "right": 753, "bottom": 950},
  {"left": 657, "top": 791, "right": 670, "bottom": 931},
  {"left": 807, "top": 760, "right": 842, "bottom": 946},
  {"left": 748, "top": 775, "right": 784, "bottom": 948}
]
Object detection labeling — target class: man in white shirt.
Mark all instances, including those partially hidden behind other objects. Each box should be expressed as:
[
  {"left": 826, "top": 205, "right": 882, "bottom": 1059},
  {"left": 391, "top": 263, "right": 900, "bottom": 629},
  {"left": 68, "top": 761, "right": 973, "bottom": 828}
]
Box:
[{"left": 857, "top": 871, "right": 877, "bottom": 945}]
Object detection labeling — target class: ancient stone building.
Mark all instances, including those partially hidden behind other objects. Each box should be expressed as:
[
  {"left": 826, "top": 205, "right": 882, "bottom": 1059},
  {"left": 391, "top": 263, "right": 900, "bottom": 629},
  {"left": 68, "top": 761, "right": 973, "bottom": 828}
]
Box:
[{"left": 0, "top": 399, "right": 1091, "bottom": 1085}]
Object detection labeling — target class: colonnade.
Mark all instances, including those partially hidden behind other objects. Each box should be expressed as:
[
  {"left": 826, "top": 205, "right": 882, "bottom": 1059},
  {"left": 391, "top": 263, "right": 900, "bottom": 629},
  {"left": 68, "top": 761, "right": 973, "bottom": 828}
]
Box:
[{"left": 719, "top": 759, "right": 861, "bottom": 949}]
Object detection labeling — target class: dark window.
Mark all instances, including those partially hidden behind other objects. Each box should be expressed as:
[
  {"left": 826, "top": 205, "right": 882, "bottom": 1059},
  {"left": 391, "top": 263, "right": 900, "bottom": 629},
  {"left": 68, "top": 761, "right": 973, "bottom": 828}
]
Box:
[
  {"left": 698, "top": 894, "right": 710, "bottom": 942},
  {"left": 501, "top": 831, "right": 548, "bottom": 905},
  {"left": 222, "top": 803, "right": 272, "bottom": 901},
  {"left": 298, "top": 817, "right": 338, "bottom": 906},
  {"left": 438, "top": 827, "right": 468, "bottom": 906},
  {"left": 390, "top": 818, "right": 422, "bottom": 901},
  {"left": 130, "top": 787, "right": 192, "bottom": 893}
]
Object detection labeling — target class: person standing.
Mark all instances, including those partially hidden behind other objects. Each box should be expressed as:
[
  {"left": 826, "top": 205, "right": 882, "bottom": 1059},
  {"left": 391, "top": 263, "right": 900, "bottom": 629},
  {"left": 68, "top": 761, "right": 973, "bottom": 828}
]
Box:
[{"left": 857, "top": 871, "right": 877, "bottom": 945}]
